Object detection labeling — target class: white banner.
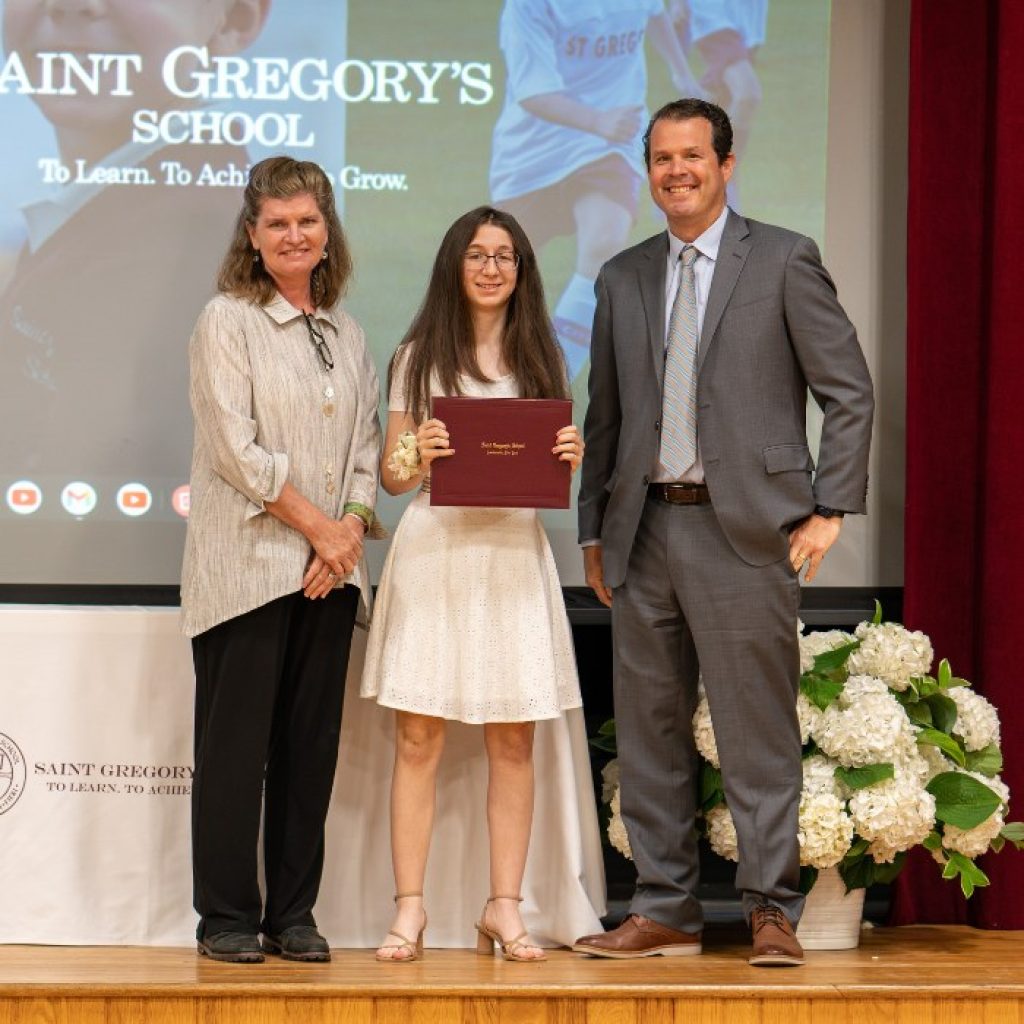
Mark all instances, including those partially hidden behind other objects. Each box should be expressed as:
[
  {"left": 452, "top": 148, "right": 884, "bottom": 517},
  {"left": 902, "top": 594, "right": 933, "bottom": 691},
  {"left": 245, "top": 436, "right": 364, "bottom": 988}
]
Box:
[{"left": 0, "top": 606, "right": 604, "bottom": 947}]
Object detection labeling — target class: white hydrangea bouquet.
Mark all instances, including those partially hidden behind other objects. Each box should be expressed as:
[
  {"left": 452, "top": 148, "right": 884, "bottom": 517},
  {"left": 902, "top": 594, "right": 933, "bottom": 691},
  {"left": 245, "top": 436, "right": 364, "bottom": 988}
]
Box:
[{"left": 596, "top": 604, "right": 1023, "bottom": 897}]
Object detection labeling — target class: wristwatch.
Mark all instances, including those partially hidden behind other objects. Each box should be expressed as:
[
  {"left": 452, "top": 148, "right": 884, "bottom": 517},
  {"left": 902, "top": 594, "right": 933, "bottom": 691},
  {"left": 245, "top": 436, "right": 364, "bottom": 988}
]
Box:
[{"left": 813, "top": 505, "right": 845, "bottom": 519}]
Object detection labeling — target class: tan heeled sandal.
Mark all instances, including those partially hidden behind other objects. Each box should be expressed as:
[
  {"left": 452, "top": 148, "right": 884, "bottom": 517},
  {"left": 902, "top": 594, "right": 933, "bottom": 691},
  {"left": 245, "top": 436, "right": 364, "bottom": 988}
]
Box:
[
  {"left": 474, "top": 895, "right": 547, "bottom": 962},
  {"left": 375, "top": 892, "right": 427, "bottom": 962}
]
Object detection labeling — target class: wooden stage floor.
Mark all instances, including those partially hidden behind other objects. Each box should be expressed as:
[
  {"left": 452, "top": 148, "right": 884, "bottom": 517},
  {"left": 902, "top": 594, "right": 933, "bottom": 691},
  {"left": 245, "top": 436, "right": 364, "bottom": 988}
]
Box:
[{"left": 1, "top": 925, "right": 1022, "bottom": 1023}]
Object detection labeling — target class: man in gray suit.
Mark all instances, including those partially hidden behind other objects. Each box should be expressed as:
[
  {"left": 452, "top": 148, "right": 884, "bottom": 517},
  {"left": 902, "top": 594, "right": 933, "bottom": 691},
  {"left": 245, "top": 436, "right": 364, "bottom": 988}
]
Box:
[{"left": 573, "top": 99, "right": 873, "bottom": 966}]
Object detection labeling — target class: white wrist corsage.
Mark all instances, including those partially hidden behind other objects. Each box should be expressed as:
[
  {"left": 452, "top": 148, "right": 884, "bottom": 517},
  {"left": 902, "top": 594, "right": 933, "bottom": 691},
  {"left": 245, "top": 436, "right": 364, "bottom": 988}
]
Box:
[{"left": 387, "top": 431, "right": 421, "bottom": 481}]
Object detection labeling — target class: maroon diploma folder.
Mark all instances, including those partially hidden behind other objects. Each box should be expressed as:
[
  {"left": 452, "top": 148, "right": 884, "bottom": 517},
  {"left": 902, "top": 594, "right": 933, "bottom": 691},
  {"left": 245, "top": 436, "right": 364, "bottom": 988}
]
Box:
[{"left": 429, "top": 397, "right": 572, "bottom": 508}]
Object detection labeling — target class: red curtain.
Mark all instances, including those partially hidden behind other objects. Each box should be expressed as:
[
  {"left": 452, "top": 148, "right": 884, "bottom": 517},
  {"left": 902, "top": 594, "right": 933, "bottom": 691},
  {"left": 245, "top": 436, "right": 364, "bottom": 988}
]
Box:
[{"left": 891, "top": 0, "right": 1024, "bottom": 927}]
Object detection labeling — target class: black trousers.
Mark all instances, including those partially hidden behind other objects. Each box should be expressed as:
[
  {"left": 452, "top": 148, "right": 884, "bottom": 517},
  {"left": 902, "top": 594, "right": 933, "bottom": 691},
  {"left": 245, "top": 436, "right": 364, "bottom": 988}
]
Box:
[{"left": 191, "top": 586, "right": 359, "bottom": 939}]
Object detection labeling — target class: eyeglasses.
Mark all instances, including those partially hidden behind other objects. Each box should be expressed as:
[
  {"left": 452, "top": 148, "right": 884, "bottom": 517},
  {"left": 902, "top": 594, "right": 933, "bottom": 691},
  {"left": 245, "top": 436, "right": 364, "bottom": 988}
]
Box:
[
  {"left": 302, "top": 312, "right": 334, "bottom": 372},
  {"left": 463, "top": 250, "right": 520, "bottom": 271}
]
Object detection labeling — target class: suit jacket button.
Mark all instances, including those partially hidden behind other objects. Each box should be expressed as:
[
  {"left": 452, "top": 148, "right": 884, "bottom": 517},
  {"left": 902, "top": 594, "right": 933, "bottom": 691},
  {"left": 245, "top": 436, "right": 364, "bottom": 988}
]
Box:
[
  {"left": 642, "top": 475, "right": 650, "bottom": 486},
  {"left": 654, "top": 420, "right": 661, "bottom": 431}
]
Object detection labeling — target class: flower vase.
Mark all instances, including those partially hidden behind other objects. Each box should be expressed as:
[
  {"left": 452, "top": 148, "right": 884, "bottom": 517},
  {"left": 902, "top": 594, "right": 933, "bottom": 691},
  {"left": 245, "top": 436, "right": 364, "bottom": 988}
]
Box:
[{"left": 795, "top": 866, "right": 866, "bottom": 950}]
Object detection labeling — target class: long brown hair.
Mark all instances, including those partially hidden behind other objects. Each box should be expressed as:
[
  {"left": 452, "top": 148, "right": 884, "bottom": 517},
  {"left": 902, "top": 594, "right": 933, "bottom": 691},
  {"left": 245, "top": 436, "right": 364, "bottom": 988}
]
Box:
[
  {"left": 390, "top": 206, "right": 568, "bottom": 420},
  {"left": 217, "top": 156, "right": 352, "bottom": 307}
]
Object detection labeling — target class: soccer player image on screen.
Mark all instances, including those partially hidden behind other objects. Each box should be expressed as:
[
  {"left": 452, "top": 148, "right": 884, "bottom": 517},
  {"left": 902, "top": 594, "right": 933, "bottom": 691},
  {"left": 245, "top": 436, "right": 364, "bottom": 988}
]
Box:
[
  {"left": 489, "top": 0, "right": 702, "bottom": 382},
  {"left": 670, "top": 0, "right": 769, "bottom": 210}
]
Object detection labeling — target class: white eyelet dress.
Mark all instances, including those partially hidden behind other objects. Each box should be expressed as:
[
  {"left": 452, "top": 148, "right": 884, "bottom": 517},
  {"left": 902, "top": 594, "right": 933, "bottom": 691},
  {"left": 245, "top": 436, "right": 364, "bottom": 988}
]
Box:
[{"left": 361, "top": 366, "right": 581, "bottom": 722}]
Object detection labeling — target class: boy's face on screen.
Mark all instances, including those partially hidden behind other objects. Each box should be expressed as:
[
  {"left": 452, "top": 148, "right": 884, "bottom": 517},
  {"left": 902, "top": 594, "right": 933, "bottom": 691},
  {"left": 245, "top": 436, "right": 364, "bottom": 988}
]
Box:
[{"left": 3, "top": 1, "right": 253, "bottom": 142}]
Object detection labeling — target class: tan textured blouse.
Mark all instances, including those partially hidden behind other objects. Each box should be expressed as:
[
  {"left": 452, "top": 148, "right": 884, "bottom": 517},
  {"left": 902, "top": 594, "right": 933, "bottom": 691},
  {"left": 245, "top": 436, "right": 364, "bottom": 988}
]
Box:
[{"left": 180, "top": 292, "right": 381, "bottom": 638}]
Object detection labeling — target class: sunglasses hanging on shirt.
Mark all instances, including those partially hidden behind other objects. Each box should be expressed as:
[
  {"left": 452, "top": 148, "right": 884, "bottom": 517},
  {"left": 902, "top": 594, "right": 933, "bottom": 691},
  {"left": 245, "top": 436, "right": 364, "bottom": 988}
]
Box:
[
  {"left": 302, "top": 311, "right": 334, "bottom": 372},
  {"left": 301, "top": 311, "right": 337, "bottom": 420}
]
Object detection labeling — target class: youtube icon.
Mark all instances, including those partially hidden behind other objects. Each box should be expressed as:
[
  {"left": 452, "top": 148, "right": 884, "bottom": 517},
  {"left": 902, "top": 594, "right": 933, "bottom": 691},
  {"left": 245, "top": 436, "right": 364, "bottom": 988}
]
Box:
[
  {"left": 116, "top": 482, "right": 152, "bottom": 518},
  {"left": 6, "top": 480, "right": 42, "bottom": 515}
]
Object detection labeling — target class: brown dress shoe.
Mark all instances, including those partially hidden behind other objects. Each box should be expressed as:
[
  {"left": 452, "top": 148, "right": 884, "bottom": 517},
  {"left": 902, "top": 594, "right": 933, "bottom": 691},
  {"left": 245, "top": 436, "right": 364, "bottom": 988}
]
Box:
[
  {"left": 572, "top": 914, "right": 702, "bottom": 959},
  {"left": 749, "top": 904, "right": 805, "bottom": 966}
]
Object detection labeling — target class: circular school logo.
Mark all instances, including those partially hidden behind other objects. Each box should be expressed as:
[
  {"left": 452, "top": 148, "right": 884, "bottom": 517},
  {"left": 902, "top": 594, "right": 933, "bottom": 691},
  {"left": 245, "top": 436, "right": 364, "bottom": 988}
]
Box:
[{"left": 0, "top": 733, "right": 27, "bottom": 815}]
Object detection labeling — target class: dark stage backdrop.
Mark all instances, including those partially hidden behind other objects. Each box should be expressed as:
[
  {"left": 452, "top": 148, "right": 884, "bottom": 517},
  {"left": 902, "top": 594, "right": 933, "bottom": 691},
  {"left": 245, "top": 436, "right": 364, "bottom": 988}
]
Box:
[{"left": 892, "top": 0, "right": 1024, "bottom": 928}]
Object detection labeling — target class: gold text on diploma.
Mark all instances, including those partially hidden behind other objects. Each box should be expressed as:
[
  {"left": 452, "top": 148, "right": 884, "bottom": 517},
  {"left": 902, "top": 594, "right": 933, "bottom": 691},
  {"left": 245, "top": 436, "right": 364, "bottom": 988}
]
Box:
[{"left": 480, "top": 441, "right": 525, "bottom": 456}]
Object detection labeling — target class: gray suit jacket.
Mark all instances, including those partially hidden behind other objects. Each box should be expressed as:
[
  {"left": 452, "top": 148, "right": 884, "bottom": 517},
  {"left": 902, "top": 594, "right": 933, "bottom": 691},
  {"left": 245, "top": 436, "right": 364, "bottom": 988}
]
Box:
[{"left": 579, "top": 210, "right": 874, "bottom": 588}]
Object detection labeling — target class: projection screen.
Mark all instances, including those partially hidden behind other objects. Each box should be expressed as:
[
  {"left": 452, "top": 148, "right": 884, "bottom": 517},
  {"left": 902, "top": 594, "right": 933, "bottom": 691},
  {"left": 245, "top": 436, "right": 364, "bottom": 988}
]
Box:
[{"left": 0, "top": 1, "right": 852, "bottom": 588}]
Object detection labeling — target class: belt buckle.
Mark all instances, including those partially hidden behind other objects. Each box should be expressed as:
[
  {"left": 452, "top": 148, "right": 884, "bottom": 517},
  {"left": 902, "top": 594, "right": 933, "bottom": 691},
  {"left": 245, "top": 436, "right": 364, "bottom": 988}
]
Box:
[{"left": 675, "top": 483, "right": 704, "bottom": 505}]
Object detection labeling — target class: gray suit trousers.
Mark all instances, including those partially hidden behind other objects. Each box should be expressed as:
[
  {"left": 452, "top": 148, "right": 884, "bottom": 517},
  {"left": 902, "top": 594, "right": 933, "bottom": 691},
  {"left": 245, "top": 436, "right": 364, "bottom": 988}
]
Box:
[{"left": 612, "top": 496, "right": 805, "bottom": 932}]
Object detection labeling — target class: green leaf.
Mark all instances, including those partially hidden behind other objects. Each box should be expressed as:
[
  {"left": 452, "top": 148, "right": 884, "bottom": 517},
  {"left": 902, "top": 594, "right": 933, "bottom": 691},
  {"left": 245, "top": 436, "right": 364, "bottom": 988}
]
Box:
[
  {"left": 990, "top": 836, "right": 1005, "bottom": 853},
  {"left": 840, "top": 856, "right": 876, "bottom": 891},
  {"left": 915, "top": 675, "right": 940, "bottom": 698},
  {"left": 699, "top": 761, "right": 722, "bottom": 794},
  {"left": 943, "top": 851, "right": 990, "bottom": 899},
  {"left": 934, "top": 659, "right": 969, "bottom": 690},
  {"left": 872, "top": 599, "right": 883, "bottom": 625},
  {"left": 917, "top": 727, "right": 967, "bottom": 767},
  {"left": 589, "top": 719, "right": 617, "bottom": 754},
  {"left": 844, "top": 837, "right": 870, "bottom": 861},
  {"left": 927, "top": 772, "right": 1003, "bottom": 830},
  {"left": 922, "top": 830, "right": 943, "bottom": 853},
  {"left": 699, "top": 763, "right": 725, "bottom": 813},
  {"left": 812, "top": 641, "right": 860, "bottom": 672},
  {"left": 963, "top": 743, "right": 1003, "bottom": 778},
  {"left": 905, "top": 701, "right": 933, "bottom": 727},
  {"left": 800, "top": 674, "right": 845, "bottom": 711},
  {"left": 873, "top": 852, "right": 908, "bottom": 885},
  {"left": 965, "top": 858, "right": 991, "bottom": 891},
  {"left": 925, "top": 693, "right": 958, "bottom": 735},
  {"left": 1000, "top": 822, "right": 1024, "bottom": 850},
  {"left": 798, "top": 866, "right": 819, "bottom": 895},
  {"left": 834, "top": 763, "right": 895, "bottom": 790},
  {"left": 701, "top": 791, "right": 726, "bottom": 813}
]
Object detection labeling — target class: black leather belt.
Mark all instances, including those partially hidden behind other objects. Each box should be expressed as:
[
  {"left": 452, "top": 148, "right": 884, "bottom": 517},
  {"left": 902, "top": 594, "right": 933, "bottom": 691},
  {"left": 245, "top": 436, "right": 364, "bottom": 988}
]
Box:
[{"left": 648, "top": 482, "right": 711, "bottom": 505}]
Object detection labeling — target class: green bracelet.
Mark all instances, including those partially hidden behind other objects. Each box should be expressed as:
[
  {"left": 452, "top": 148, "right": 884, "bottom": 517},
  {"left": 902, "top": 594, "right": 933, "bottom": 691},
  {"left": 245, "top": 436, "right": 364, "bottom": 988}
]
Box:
[{"left": 343, "top": 501, "right": 373, "bottom": 531}]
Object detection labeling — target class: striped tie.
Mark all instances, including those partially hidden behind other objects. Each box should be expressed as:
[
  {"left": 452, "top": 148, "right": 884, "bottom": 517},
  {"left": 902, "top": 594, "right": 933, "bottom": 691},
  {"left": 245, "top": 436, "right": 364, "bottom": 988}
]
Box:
[{"left": 660, "top": 245, "right": 700, "bottom": 477}]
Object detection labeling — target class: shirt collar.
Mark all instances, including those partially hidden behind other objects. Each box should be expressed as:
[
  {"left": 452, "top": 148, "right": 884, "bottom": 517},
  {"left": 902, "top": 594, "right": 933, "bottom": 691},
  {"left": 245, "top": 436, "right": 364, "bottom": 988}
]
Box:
[
  {"left": 667, "top": 204, "right": 730, "bottom": 264},
  {"left": 262, "top": 292, "right": 340, "bottom": 330}
]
